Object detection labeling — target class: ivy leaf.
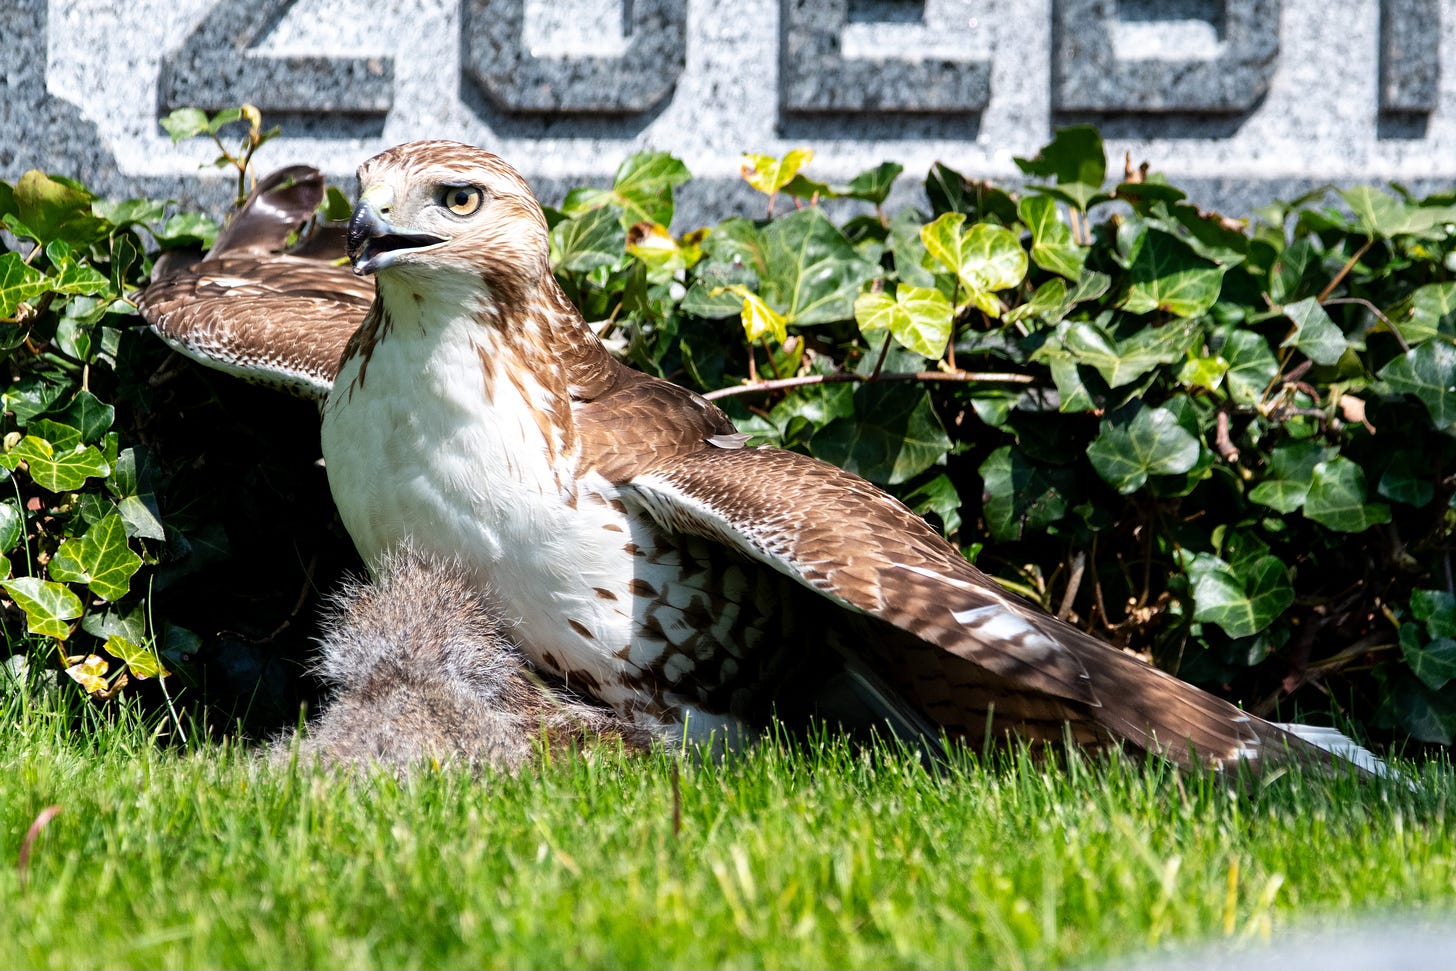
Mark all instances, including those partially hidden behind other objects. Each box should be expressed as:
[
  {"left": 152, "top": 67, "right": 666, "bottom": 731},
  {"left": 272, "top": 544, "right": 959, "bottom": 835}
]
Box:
[
  {"left": 1282, "top": 297, "right": 1349, "bottom": 366},
  {"left": 626, "top": 223, "right": 694, "bottom": 284},
  {"left": 12, "top": 171, "right": 108, "bottom": 249},
  {"left": 1390, "top": 282, "right": 1456, "bottom": 345},
  {"left": 1057, "top": 318, "right": 1198, "bottom": 389},
  {"left": 1018, "top": 195, "right": 1086, "bottom": 280},
  {"left": 160, "top": 107, "right": 210, "bottom": 143},
  {"left": 837, "top": 162, "right": 903, "bottom": 205},
  {"left": 1122, "top": 229, "right": 1227, "bottom": 318},
  {"left": 611, "top": 152, "right": 691, "bottom": 228},
  {"left": 1400, "top": 626, "right": 1456, "bottom": 691},
  {"left": 1, "top": 435, "right": 110, "bottom": 492},
  {"left": 59, "top": 389, "right": 115, "bottom": 444},
  {"left": 317, "top": 186, "right": 353, "bottom": 222},
  {"left": 1186, "top": 551, "right": 1294, "bottom": 639},
  {"left": 1248, "top": 441, "right": 1336, "bottom": 513},
  {"left": 701, "top": 213, "right": 877, "bottom": 328},
  {"left": 1338, "top": 185, "right": 1454, "bottom": 238},
  {"left": 1379, "top": 673, "right": 1456, "bottom": 745},
  {"left": 64, "top": 654, "right": 111, "bottom": 694},
  {"left": 158, "top": 212, "right": 218, "bottom": 248},
  {"left": 780, "top": 173, "right": 836, "bottom": 201},
  {"left": 81, "top": 602, "right": 148, "bottom": 645},
  {"left": 1, "top": 577, "right": 83, "bottom": 640},
  {"left": 960, "top": 224, "right": 1028, "bottom": 292},
  {"left": 0, "top": 500, "right": 21, "bottom": 553},
  {"left": 903, "top": 472, "right": 962, "bottom": 535},
  {"left": 566, "top": 152, "right": 691, "bottom": 229},
  {"left": 1176, "top": 351, "right": 1229, "bottom": 392},
  {"left": 26, "top": 419, "right": 81, "bottom": 451},
  {"left": 1379, "top": 339, "right": 1456, "bottom": 430},
  {"left": 1, "top": 374, "right": 69, "bottom": 425},
  {"left": 1222, "top": 329, "right": 1279, "bottom": 406},
  {"left": 94, "top": 197, "right": 165, "bottom": 227},
  {"left": 103, "top": 635, "right": 168, "bottom": 681},
  {"left": 920, "top": 214, "right": 1027, "bottom": 316},
  {"left": 741, "top": 149, "right": 814, "bottom": 197},
  {"left": 1379, "top": 450, "right": 1435, "bottom": 507},
  {"left": 1412, "top": 589, "right": 1456, "bottom": 637},
  {"left": 721, "top": 286, "right": 787, "bottom": 344},
  {"left": 759, "top": 209, "right": 879, "bottom": 326},
  {"left": 550, "top": 206, "right": 625, "bottom": 273},
  {"left": 43, "top": 240, "right": 111, "bottom": 297},
  {"left": 0, "top": 252, "right": 50, "bottom": 318},
  {"left": 1005, "top": 278, "right": 1075, "bottom": 327},
  {"left": 1303, "top": 457, "right": 1391, "bottom": 532},
  {"left": 49, "top": 513, "right": 142, "bottom": 602},
  {"left": 1087, "top": 404, "right": 1203, "bottom": 493},
  {"left": 1269, "top": 237, "right": 1321, "bottom": 304},
  {"left": 1013, "top": 126, "right": 1107, "bottom": 211},
  {"left": 811, "top": 383, "right": 951, "bottom": 485},
  {"left": 854, "top": 285, "right": 953, "bottom": 358},
  {"left": 978, "top": 445, "right": 1072, "bottom": 542},
  {"left": 681, "top": 281, "right": 747, "bottom": 319},
  {"left": 885, "top": 209, "right": 936, "bottom": 288}
]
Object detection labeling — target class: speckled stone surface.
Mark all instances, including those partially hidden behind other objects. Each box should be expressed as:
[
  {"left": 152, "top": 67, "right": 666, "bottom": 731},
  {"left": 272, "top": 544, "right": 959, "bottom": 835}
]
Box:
[{"left": 5, "top": 0, "right": 1455, "bottom": 225}]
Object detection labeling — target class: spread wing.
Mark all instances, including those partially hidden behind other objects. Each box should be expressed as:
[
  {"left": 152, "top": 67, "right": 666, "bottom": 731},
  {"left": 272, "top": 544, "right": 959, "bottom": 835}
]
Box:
[
  {"left": 618, "top": 442, "right": 1331, "bottom": 771},
  {"left": 136, "top": 166, "right": 367, "bottom": 400}
]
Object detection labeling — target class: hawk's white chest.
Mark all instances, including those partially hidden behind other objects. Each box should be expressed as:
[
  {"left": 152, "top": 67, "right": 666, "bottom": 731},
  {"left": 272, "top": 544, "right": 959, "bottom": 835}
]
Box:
[{"left": 319, "top": 304, "right": 638, "bottom": 696}]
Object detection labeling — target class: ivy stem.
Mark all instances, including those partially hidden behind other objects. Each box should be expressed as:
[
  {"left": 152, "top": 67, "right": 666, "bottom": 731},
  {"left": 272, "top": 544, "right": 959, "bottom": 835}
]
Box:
[
  {"left": 760, "top": 337, "right": 783, "bottom": 380},
  {"left": 869, "top": 333, "right": 893, "bottom": 380},
  {"left": 1317, "top": 236, "right": 1374, "bottom": 303},
  {"left": 1321, "top": 296, "right": 1405, "bottom": 351},
  {"left": 702, "top": 368, "right": 1034, "bottom": 401}
]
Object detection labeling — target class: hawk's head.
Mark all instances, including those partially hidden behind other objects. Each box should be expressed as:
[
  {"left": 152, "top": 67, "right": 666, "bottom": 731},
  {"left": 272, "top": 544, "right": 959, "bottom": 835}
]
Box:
[{"left": 347, "top": 140, "right": 548, "bottom": 300}]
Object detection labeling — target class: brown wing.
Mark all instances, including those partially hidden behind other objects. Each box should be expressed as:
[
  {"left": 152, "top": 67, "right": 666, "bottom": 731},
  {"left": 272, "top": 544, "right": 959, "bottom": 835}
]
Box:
[
  {"left": 622, "top": 443, "right": 1334, "bottom": 771},
  {"left": 136, "top": 166, "right": 369, "bottom": 400},
  {"left": 573, "top": 360, "right": 738, "bottom": 481}
]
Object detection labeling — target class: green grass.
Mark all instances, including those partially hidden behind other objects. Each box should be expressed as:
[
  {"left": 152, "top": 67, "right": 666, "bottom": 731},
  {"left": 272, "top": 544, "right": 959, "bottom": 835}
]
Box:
[{"left": 2, "top": 696, "right": 1453, "bottom": 970}]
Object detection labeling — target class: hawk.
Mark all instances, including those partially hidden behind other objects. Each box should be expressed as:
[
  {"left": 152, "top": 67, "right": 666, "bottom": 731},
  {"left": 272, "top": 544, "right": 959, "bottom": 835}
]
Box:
[{"left": 142, "top": 142, "right": 1376, "bottom": 774}]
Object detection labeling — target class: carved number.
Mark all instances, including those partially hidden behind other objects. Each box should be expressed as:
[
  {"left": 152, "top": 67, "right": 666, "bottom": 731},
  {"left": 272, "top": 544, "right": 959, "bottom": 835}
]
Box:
[
  {"left": 159, "top": 0, "right": 393, "bottom": 115},
  {"left": 1381, "top": 0, "right": 1441, "bottom": 114},
  {"left": 780, "top": 0, "right": 990, "bottom": 114},
  {"left": 1052, "top": 0, "right": 1280, "bottom": 114},
  {"left": 460, "top": 0, "right": 687, "bottom": 114}
]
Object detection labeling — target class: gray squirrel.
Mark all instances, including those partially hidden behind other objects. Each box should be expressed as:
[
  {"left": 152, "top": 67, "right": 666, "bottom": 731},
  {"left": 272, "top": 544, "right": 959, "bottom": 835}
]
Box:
[{"left": 275, "top": 549, "right": 650, "bottom": 774}]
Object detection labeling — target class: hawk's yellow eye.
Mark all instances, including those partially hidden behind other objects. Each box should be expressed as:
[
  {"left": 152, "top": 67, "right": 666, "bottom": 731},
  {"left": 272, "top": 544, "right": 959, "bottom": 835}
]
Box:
[{"left": 441, "top": 185, "right": 484, "bottom": 216}]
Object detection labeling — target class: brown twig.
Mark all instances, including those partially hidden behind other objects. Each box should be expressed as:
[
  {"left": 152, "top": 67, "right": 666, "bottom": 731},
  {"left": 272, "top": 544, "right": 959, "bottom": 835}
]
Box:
[
  {"left": 1057, "top": 551, "right": 1086, "bottom": 621},
  {"left": 1317, "top": 237, "right": 1374, "bottom": 303},
  {"left": 702, "top": 368, "right": 1035, "bottom": 401},
  {"left": 1214, "top": 409, "right": 1240, "bottom": 463}
]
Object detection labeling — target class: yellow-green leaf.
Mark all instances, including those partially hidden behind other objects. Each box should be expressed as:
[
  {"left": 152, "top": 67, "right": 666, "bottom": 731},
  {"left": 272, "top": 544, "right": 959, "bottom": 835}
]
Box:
[
  {"left": 2, "top": 435, "right": 110, "bottom": 492},
  {"left": 741, "top": 149, "right": 814, "bottom": 197},
  {"left": 103, "top": 635, "right": 168, "bottom": 680},
  {"left": 2, "top": 577, "right": 83, "bottom": 640},
  {"left": 48, "top": 512, "right": 142, "bottom": 602},
  {"left": 854, "top": 286, "right": 954, "bottom": 358},
  {"left": 733, "top": 288, "right": 788, "bottom": 344},
  {"left": 64, "top": 654, "right": 110, "bottom": 694},
  {"left": 920, "top": 215, "right": 1027, "bottom": 316}
]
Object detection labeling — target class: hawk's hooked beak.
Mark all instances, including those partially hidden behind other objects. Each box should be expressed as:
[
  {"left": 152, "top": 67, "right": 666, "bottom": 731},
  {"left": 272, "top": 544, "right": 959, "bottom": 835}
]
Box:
[{"left": 347, "top": 189, "right": 448, "bottom": 276}]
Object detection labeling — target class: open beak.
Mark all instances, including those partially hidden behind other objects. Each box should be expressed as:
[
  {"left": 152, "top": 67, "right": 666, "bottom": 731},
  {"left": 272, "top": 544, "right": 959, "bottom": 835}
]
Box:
[{"left": 347, "top": 198, "right": 448, "bottom": 276}]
